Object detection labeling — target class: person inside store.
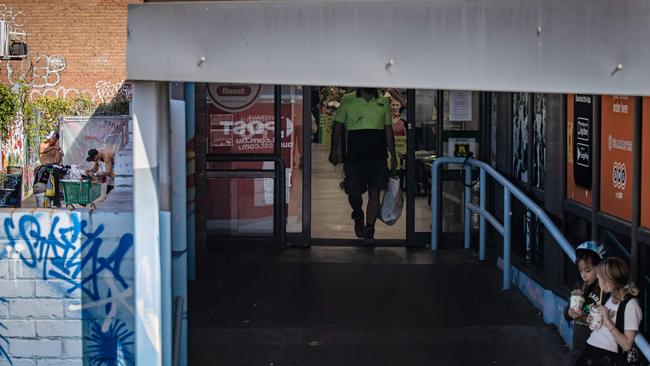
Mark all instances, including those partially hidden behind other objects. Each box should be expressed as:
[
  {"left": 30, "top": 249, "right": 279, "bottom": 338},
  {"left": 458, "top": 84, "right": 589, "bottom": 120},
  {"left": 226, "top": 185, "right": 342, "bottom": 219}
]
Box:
[
  {"left": 36, "top": 131, "right": 65, "bottom": 207},
  {"left": 329, "top": 87, "right": 397, "bottom": 244},
  {"left": 86, "top": 148, "right": 116, "bottom": 194}
]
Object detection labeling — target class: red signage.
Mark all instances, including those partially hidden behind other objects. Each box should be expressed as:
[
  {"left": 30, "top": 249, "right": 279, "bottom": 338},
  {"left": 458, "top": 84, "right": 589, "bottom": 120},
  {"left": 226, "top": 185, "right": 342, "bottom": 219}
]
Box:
[
  {"left": 205, "top": 84, "right": 303, "bottom": 228},
  {"left": 600, "top": 96, "right": 635, "bottom": 221}
]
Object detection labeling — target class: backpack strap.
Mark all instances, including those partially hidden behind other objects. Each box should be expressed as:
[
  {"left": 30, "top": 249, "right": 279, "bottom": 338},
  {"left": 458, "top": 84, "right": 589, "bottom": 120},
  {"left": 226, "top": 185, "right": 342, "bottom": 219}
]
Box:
[{"left": 615, "top": 294, "right": 635, "bottom": 355}]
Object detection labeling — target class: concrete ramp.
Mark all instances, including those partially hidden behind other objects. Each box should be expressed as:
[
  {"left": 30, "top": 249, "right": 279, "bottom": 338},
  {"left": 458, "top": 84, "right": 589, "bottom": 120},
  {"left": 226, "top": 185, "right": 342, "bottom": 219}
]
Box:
[{"left": 190, "top": 247, "right": 569, "bottom": 365}]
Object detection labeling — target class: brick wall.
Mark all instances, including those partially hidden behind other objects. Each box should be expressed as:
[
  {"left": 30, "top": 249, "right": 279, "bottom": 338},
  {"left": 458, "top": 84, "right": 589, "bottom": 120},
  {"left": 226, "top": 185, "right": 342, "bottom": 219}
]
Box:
[
  {"left": 0, "top": 209, "right": 134, "bottom": 365},
  {"left": 0, "top": 0, "right": 142, "bottom": 102}
]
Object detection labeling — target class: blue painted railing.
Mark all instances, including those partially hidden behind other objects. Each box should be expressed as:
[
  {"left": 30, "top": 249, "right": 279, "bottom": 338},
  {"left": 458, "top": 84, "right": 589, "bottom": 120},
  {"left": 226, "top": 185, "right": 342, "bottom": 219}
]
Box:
[{"left": 430, "top": 156, "right": 650, "bottom": 358}]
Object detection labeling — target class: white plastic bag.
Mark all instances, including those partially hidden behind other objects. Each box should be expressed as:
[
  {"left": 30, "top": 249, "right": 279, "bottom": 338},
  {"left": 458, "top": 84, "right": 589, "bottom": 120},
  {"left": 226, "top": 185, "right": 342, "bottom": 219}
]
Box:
[
  {"left": 64, "top": 165, "right": 84, "bottom": 181},
  {"left": 379, "top": 176, "right": 403, "bottom": 225}
]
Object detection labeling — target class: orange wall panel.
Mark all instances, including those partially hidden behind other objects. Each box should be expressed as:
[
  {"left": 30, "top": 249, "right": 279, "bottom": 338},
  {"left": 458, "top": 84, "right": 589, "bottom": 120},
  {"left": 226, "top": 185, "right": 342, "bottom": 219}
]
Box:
[
  {"left": 642, "top": 97, "right": 650, "bottom": 228},
  {"left": 600, "top": 96, "right": 635, "bottom": 221}
]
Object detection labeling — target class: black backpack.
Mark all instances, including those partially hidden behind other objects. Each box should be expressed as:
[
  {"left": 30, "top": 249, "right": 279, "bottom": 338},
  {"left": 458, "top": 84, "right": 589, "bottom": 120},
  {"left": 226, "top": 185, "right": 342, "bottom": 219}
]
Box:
[{"left": 615, "top": 295, "right": 643, "bottom": 366}]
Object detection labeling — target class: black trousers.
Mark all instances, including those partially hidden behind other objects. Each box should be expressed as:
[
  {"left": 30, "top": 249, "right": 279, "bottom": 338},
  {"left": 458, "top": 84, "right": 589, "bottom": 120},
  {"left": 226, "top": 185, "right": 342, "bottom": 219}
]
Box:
[{"left": 576, "top": 344, "right": 620, "bottom": 366}]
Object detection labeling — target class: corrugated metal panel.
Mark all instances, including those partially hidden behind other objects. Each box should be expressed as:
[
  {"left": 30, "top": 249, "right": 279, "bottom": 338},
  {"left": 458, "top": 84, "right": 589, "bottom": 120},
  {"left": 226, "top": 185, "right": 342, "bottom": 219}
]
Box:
[{"left": 127, "top": 0, "right": 650, "bottom": 95}]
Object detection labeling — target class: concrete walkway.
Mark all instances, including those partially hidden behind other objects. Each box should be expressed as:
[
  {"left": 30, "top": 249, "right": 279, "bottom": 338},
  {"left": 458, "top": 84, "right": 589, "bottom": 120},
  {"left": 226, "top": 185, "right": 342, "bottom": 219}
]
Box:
[{"left": 189, "top": 246, "right": 569, "bottom": 365}]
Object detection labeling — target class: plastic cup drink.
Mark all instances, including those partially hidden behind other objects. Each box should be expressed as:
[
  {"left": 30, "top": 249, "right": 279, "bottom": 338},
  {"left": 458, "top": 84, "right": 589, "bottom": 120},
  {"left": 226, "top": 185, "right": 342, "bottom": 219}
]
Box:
[
  {"left": 570, "top": 294, "right": 585, "bottom": 312},
  {"left": 590, "top": 306, "right": 603, "bottom": 331}
]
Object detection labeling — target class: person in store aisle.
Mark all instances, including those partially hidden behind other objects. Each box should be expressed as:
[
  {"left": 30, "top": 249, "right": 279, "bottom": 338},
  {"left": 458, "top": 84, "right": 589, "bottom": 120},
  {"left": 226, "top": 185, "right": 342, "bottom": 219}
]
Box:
[{"left": 329, "top": 87, "right": 397, "bottom": 244}]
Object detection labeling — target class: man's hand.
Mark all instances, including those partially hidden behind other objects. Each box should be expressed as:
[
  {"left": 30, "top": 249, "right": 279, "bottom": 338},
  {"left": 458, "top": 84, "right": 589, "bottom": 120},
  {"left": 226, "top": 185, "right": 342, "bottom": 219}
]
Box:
[{"left": 329, "top": 148, "right": 342, "bottom": 166}]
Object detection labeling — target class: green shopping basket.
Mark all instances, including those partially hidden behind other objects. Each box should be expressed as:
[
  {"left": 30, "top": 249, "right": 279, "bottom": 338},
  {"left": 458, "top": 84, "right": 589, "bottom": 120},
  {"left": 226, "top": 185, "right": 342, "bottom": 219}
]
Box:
[{"left": 60, "top": 180, "right": 102, "bottom": 210}]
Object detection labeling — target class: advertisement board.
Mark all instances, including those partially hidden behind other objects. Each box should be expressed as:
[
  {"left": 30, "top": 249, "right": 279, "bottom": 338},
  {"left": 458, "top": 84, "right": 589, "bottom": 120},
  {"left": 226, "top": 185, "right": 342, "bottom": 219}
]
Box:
[
  {"left": 600, "top": 96, "right": 635, "bottom": 221},
  {"left": 566, "top": 94, "right": 592, "bottom": 206},
  {"left": 205, "top": 84, "right": 303, "bottom": 234},
  {"left": 642, "top": 97, "right": 650, "bottom": 228}
]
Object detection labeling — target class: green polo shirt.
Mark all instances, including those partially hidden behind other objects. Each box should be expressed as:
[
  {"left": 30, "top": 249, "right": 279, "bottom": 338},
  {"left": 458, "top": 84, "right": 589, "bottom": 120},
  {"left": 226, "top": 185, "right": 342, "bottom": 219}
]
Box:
[{"left": 334, "top": 91, "right": 391, "bottom": 130}]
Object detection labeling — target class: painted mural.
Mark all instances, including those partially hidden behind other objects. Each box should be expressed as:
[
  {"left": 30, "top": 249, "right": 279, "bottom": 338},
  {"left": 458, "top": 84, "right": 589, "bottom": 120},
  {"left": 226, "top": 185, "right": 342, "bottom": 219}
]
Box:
[
  {"left": 532, "top": 94, "right": 546, "bottom": 190},
  {"left": 0, "top": 212, "right": 134, "bottom": 365},
  {"left": 512, "top": 93, "right": 529, "bottom": 183}
]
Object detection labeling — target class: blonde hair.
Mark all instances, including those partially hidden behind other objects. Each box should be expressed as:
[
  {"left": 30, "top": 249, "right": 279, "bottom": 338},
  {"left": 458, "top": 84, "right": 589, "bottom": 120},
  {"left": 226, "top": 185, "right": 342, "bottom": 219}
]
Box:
[{"left": 596, "top": 257, "right": 639, "bottom": 302}]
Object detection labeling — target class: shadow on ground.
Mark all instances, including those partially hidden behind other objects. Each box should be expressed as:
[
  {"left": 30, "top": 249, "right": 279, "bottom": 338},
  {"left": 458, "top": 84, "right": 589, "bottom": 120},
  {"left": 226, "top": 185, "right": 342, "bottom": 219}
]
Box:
[{"left": 189, "top": 246, "right": 569, "bottom": 366}]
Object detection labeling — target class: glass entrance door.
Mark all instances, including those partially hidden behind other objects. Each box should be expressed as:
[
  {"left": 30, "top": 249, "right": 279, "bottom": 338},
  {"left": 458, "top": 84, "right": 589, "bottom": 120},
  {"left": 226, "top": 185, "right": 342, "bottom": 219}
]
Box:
[{"left": 204, "top": 84, "right": 307, "bottom": 246}]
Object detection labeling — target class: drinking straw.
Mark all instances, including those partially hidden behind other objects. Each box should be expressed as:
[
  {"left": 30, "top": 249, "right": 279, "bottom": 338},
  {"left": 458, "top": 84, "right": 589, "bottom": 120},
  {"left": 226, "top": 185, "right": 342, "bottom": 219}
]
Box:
[{"left": 599, "top": 288, "right": 603, "bottom": 305}]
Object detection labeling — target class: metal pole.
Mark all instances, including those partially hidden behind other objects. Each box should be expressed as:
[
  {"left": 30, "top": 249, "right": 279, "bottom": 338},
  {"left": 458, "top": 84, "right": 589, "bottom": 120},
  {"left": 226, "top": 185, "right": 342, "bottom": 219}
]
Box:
[
  {"left": 302, "top": 86, "right": 312, "bottom": 246},
  {"left": 464, "top": 163, "right": 472, "bottom": 249},
  {"left": 172, "top": 296, "right": 184, "bottom": 366},
  {"left": 503, "top": 189, "right": 512, "bottom": 290},
  {"left": 630, "top": 97, "right": 642, "bottom": 282},
  {"left": 591, "top": 95, "right": 601, "bottom": 241},
  {"left": 431, "top": 161, "right": 439, "bottom": 251},
  {"left": 274, "top": 85, "right": 286, "bottom": 247},
  {"left": 479, "top": 168, "right": 487, "bottom": 260},
  {"left": 406, "top": 89, "right": 416, "bottom": 244}
]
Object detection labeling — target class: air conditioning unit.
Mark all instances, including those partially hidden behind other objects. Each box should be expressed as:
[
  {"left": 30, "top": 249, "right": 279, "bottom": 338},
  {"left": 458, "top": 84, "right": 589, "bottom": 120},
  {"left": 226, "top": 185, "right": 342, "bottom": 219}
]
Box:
[{"left": 0, "top": 21, "right": 27, "bottom": 59}]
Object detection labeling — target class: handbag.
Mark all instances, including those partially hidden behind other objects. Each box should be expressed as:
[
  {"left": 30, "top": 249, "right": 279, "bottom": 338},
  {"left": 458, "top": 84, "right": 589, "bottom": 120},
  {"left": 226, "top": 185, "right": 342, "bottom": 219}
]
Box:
[
  {"left": 45, "top": 174, "right": 56, "bottom": 197},
  {"left": 615, "top": 294, "right": 643, "bottom": 366}
]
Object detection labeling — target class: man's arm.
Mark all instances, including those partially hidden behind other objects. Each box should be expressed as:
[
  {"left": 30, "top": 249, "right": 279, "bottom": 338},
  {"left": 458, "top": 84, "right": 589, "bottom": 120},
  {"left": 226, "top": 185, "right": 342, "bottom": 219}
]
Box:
[
  {"left": 329, "top": 122, "right": 344, "bottom": 165},
  {"left": 385, "top": 125, "right": 397, "bottom": 172}
]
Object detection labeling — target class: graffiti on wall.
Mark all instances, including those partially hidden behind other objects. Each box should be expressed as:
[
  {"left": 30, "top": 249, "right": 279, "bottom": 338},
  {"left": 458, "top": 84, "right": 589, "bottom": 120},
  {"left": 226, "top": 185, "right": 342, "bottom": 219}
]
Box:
[
  {"left": 512, "top": 92, "right": 529, "bottom": 183},
  {"left": 533, "top": 93, "right": 546, "bottom": 189},
  {"left": 0, "top": 4, "right": 25, "bottom": 33},
  {"left": 7, "top": 52, "right": 66, "bottom": 88},
  {"left": 1, "top": 214, "right": 135, "bottom": 365},
  {"left": 0, "top": 297, "right": 8, "bottom": 365}
]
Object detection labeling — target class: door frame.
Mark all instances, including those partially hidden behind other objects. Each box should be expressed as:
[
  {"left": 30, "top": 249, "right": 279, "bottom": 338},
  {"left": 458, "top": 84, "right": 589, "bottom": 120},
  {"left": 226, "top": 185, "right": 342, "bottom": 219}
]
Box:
[{"left": 302, "top": 87, "right": 429, "bottom": 247}]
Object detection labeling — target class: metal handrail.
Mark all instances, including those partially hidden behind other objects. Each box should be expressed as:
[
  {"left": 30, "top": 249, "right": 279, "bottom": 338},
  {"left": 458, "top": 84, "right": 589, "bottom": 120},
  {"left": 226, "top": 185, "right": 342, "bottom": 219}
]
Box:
[{"left": 430, "top": 156, "right": 650, "bottom": 359}]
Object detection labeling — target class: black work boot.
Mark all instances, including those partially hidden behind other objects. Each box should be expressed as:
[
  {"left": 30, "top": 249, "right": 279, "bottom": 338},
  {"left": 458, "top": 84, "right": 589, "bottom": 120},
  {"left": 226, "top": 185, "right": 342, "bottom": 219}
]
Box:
[
  {"left": 352, "top": 211, "right": 365, "bottom": 238},
  {"left": 363, "top": 225, "right": 376, "bottom": 246}
]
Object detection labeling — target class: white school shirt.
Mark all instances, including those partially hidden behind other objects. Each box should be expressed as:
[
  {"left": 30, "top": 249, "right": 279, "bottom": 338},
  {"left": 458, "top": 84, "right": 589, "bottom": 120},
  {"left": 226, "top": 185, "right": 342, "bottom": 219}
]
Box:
[{"left": 587, "top": 297, "right": 642, "bottom": 353}]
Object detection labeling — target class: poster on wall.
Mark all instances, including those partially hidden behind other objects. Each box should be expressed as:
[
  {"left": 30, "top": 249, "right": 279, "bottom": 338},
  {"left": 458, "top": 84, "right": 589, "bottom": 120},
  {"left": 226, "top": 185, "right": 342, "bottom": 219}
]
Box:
[
  {"left": 450, "top": 91, "right": 472, "bottom": 121},
  {"left": 641, "top": 97, "right": 650, "bottom": 228},
  {"left": 566, "top": 94, "right": 592, "bottom": 206},
  {"left": 205, "top": 84, "right": 303, "bottom": 234},
  {"left": 600, "top": 96, "right": 634, "bottom": 221},
  {"left": 573, "top": 95, "right": 593, "bottom": 189}
]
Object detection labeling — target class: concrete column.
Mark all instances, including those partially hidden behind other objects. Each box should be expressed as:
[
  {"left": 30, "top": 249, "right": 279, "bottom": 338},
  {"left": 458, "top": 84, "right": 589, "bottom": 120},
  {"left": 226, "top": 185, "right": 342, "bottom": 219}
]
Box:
[
  {"left": 133, "top": 81, "right": 169, "bottom": 366},
  {"left": 171, "top": 93, "right": 188, "bottom": 366}
]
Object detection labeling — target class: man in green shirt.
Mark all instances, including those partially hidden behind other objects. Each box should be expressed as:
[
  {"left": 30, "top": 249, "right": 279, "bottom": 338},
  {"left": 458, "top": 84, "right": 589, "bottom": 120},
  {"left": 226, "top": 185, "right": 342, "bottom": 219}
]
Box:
[{"left": 329, "top": 88, "right": 397, "bottom": 244}]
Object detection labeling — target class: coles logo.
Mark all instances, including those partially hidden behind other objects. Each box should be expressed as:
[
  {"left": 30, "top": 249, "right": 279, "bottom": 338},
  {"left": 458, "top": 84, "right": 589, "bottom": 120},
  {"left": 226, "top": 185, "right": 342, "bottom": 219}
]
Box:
[
  {"left": 612, "top": 161, "right": 626, "bottom": 190},
  {"left": 208, "top": 83, "right": 262, "bottom": 112}
]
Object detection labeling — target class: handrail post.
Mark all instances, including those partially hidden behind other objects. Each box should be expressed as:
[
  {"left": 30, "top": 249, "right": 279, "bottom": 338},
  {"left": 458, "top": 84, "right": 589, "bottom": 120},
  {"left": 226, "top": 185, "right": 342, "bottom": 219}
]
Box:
[
  {"left": 431, "top": 161, "right": 439, "bottom": 251},
  {"left": 478, "top": 168, "right": 480, "bottom": 261},
  {"left": 464, "top": 163, "right": 472, "bottom": 249},
  {"left": 503, "top": 189, "right": 512, "bottom": 290}
]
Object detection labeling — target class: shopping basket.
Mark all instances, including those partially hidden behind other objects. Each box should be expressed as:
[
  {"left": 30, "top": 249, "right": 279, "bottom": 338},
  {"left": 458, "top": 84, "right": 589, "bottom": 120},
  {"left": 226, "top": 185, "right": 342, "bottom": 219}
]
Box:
[{"left": 60, "top": 180, "right": 102, "bottom": 210}]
